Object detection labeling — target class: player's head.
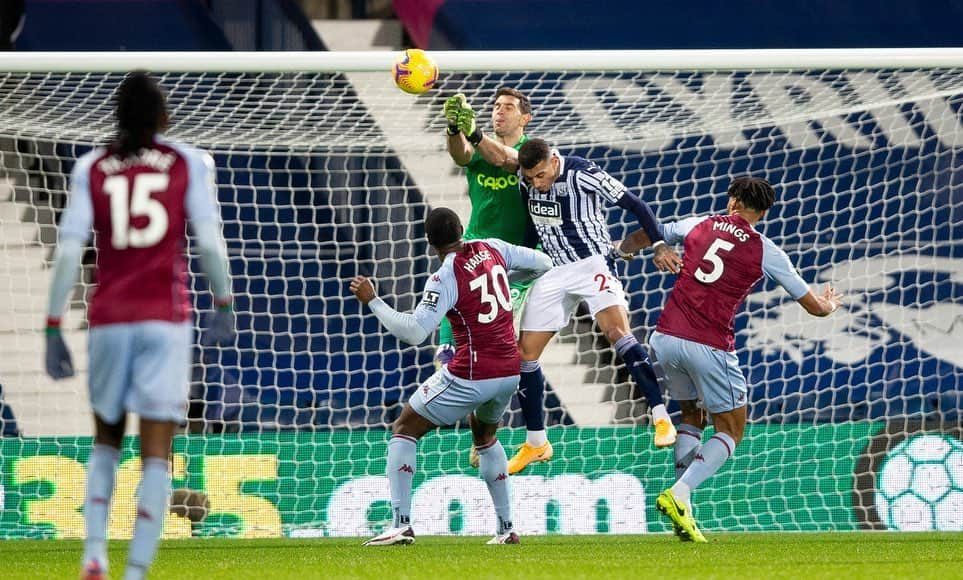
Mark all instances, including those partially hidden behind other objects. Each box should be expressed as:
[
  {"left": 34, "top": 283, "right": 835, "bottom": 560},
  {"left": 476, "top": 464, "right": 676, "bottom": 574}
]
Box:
[
  {"left": 727, "top": 176, "right": 776, "bottom": 217},
  {"left": 518, "top": 138, "right": 559, "bottom": 193},
  {"left": 491, "top": 87, "right": 532, "bottom": 138},
  {"left": 114, "top": 70, "right": 169, "bottom": 155},
  {"left": 425, "top": 207, "right": 464, "bottom": 254}
]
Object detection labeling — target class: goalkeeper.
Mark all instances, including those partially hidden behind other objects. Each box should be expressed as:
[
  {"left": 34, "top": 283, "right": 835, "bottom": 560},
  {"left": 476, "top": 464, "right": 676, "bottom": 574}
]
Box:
[{"left": 442, "top": 88, "right": 539, "bottom": 466}]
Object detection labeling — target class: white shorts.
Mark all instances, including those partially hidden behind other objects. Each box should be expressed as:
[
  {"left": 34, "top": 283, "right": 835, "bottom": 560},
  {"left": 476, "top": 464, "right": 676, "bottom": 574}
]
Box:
[
  {"left": 650, "top": 331, "right": 748, "bottom": 414},
  {"left": 88, "top": 321, "right": 193, "bottom": 424},
  {"left": 520, "top": 254, "right": 628, "bottom": 332},
  {"left": 408, "top": 367, "right": 519, "bottom": 426}
]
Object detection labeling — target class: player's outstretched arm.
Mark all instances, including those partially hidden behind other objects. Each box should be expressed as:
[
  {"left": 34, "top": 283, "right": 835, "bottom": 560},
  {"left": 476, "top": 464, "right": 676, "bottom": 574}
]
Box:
[
  {"left": 797, "top": 284, "right": 844, "bottom": 317},
  {"left": 445, "top": 94, "right": 473, "bottom": 166},
  {"left": 349, "top": 275, "right": 438, "bottom": 345},
  {"left": 452, "top": 95, "right": 519, "bottom": 172},
  {"left": 484, "top": 239, "right": 553, "bottom": 284}
]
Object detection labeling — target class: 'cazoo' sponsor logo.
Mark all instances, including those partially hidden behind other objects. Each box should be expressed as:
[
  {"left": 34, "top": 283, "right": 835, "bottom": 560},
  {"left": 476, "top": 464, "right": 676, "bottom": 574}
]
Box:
[{"left": 476, "top": 173, "right": 518, "bottom": 191}]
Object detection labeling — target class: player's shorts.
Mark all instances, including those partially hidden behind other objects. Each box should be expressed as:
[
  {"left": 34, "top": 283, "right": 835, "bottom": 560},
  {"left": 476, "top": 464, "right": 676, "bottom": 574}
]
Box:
[
  {"left": 509, "top": 279, "right": 534, "bottom": 340},
  {"left": 408, "top": 366, "right": 519, "bottom": 426},
  {"left": 87, "top": 320, "right": 193, "bottom": 424},
  {"left": 650, "top": 330, "right": 748, "bottom": 414},
  {"left": 520, "top": 253, "right": 628, "bottom": 332}
]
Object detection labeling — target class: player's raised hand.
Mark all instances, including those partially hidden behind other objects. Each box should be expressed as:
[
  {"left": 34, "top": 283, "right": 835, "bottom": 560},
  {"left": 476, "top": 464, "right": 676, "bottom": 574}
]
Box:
[
  {"left": 652, "top": 243, "right": 683, "bottom": 274},
  {"left": 45, "top": 329, "right": 74, "bottom": 380},
  {"left": 350, "top": 275, "right": 377, "bottom": 305},
  {"left": 822, "top": 284, "right": 844, "bottom": 313},
  {"left": 444, "top": 94, "right": 466, "bottom": 133},
  {"left": 202, "top": 306, "right": 236, "bottom": 346},
  {"left": 456, "top": 100, "right": 478, "bottom": 139}
]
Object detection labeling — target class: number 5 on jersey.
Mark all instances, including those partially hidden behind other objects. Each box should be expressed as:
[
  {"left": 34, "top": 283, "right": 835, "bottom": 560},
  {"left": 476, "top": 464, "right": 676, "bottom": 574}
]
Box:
[
  {"left": 695, "top": 238, "right": 735, "bottom": 284},
  {"left": 468, "top": 265, "right": 512, "bottom": 323}
]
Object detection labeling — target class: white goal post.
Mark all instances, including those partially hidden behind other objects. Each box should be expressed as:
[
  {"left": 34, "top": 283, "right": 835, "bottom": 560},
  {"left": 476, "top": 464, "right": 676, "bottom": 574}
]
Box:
[{"left": 0, "top": 49, "right": 960, "bottom": 538}]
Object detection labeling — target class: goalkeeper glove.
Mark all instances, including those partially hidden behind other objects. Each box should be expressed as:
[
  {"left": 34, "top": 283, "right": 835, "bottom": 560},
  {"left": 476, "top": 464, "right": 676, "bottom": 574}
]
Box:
[
  {"left": 457, "top": 101, "right": 483, "bottom": 146},
  {"left": 202, "top": 304, "right": 236, "bottom": 346},
  {"left": 444, "top": 94, "right": 466, "bottom": 135},
  {"left": 44, "top": 321, "right": 74, "bottom": 380},
  {"left": 435, "top": 343, "right": 455, "bottom": 368}
]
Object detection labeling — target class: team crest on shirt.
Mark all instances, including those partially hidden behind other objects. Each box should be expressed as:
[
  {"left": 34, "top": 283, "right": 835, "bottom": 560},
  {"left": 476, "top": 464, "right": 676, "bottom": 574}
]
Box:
[
  {"left": 553, "top": 183, "right": 571, "bottom": 197},
  {"left": 422, "top": 290, "right": 440, "bottom": 310}
]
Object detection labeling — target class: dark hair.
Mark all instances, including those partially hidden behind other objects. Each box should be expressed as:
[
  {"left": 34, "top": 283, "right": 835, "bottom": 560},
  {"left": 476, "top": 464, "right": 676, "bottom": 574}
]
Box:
[
  {"left": 113, "top": 70, "right": 167, "bottom": 155},
  {"left": 518, "top": 138, "right": 552, "bottom": 170},
  {"left": 425, "top": 207, "right": 463, "bottom": 248},
  {"left": 495, "top": 87, "right": 532, "bottom": 115},
  {"left": 727, "top": 176, "right": 776, "bottom": 212}
]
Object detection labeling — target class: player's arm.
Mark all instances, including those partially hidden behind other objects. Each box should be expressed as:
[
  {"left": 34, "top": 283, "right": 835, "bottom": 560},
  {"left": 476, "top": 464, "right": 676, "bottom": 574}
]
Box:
[
  {"left": 350, "top": 270, "right": 456, "bottom": 345},
  {"left": 761, "top": 237, "right": 843, "bottom": 317},
  {"left": 617, "top": 216, "right": 706, "bottom": 254},
  {"left": 445, "top": 94, "right": 473, "bottom": 166},
  {"left": 449, "top": 94, "right": 519, "bottom": 172},
  {"left": 185, "top": 149, "right": 235, "bottom": 344},
  {"left": 578, "top": 168, "right": 683, "bottom": 273},
  {"left": 45, "top": 153, "right": 97, "bottom": 379},
  {"left": 483, "top": 238, "right": 553, "bottom": 284}
]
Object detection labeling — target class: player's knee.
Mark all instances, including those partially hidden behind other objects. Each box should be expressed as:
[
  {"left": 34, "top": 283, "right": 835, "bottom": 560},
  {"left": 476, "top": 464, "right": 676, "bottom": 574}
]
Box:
[
  {"left": 517, "top": 341, "right": 543, "bottom": 361},
  {"left": 604, "top": 328, "right": 631, "bottom": 346}
]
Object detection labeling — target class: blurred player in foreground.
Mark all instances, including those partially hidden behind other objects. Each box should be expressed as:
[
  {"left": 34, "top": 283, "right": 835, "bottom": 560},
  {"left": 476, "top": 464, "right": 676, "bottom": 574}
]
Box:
[
  {"left": 350, "top": 207, "right": 552, "bottom": 546},
  {"left": 621, "top": 176, "right": 843, "bottom": 542},
  {"left": 508, "top": 138, "right": 683, "bottom": 474},
  {"left": 44, "top": 71, "right": 234, "bottom": 579}
]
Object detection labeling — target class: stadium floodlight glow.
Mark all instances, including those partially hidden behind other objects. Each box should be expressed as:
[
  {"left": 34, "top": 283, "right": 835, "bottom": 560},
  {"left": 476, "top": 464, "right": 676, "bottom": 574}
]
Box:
[{"left": 0, "top": 49, "right": 959, "bottom": 538}]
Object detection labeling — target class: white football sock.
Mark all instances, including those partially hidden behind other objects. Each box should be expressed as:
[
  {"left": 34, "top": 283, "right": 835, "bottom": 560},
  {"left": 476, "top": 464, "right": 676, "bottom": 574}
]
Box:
[
  {"left": 125, "top": 457, "right": 170, "bottom": 580},
  {"left": 386, "top": 435, "right": 417, "bottom": 527},
  {"left": 83, "top": 444, "right": 120, "bottom": 570},
  {"left": 477, "top": 439, "right": 513, "bottom": 533}
]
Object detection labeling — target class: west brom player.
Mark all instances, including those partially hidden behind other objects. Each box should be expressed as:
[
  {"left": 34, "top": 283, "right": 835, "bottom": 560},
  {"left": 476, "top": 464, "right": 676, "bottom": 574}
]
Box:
[
  {"left": 350, "top": 207, "right": 552, "bottom": 546},
  {"left": 44, "top": 71, "right": 234, "bottom": 580},
  {"left": 508, "top": 138, "right": 684, "bottom": 474},
  {"left": 622, "top": 176, "right": 843, "bottom": 542}
]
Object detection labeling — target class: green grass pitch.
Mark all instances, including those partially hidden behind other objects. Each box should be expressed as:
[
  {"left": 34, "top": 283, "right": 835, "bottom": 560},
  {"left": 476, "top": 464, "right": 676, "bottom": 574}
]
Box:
[{"left": 2, "top": 533, "right": 961, "bottom": 579}]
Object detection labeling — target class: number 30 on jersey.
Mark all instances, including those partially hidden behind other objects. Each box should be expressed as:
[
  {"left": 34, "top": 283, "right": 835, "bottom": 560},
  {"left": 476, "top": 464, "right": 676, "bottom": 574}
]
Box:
[{"left": 468, "top": 265, "right": 512, "bottom": 323}]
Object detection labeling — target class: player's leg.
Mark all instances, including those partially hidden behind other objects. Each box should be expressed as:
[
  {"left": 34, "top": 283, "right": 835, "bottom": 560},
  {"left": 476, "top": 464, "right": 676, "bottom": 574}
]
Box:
[
  {"left": 123, "top": 322, "right": 191, "bottom": 579},
  {"left": 82, "top": 324, "right": 133, "bottom": 579},
  {"left": 662, "top": 338, "right": 748, "bottom": 543},
  {"left": 594, "top": 304, "right": 675, "bottom": 447},
  {"left": 650, "top": 331, "right": 707, "bottom": 479},
  {"left": 509, "top": 329, "right": 556, "bottom": 474},
  {"left": 472, "top": 375, "right": 520, "bottom": 544},
  {"left": 509, "top": 269, "right": 570, "bottom": 474},
  {"left": 365, "top": 371, "right": 447, "bottom": 546}
]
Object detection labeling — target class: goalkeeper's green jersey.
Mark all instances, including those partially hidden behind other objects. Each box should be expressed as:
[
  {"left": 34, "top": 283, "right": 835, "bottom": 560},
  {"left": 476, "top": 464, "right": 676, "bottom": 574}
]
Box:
[{"left": 462, "top": 134, "right": 533, "bottom": 247}]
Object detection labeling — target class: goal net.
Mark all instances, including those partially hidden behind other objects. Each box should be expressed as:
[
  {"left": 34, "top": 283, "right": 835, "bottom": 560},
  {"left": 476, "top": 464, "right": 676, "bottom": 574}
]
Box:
[{"left": 0, "top": 50, "right": 960, "bottom": 539}]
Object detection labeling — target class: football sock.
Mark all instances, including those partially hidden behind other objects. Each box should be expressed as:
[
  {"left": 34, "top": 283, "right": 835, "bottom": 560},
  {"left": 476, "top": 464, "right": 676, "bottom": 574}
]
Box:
[
  {"left": 477, "top": 438, "right": 513, "bottom": 534},
  {"left": 125, "top": 457, "right": 170, "bottom": 580},
  {"left": 614, "top": 336, "right": 665, "bottom": 413},
  {"left": 674, "top": 424, "right": 704, "bottom": 479},
  {"left": 678, "top": 432, "right": 737, "bottom": 492},
  {"left": 386, "top": 434, "right": 417, "bottom": 527},
  {"left": 518, "top": 360, "right": 546, "bottom": 435},
  {"left": 83, "top": 444, "right": 120, "bottom": 569}
]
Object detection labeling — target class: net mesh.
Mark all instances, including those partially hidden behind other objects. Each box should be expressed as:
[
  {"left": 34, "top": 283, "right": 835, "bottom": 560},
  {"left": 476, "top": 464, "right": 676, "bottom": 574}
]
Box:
[{"left": 0, "top": 63, "right": 960, "bottom": 537}]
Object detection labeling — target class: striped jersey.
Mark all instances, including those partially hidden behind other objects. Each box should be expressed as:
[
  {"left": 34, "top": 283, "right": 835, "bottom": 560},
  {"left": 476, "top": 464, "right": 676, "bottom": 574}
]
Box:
[{"left": 519, "top": 152, "right": 626, "bottom": 266}]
